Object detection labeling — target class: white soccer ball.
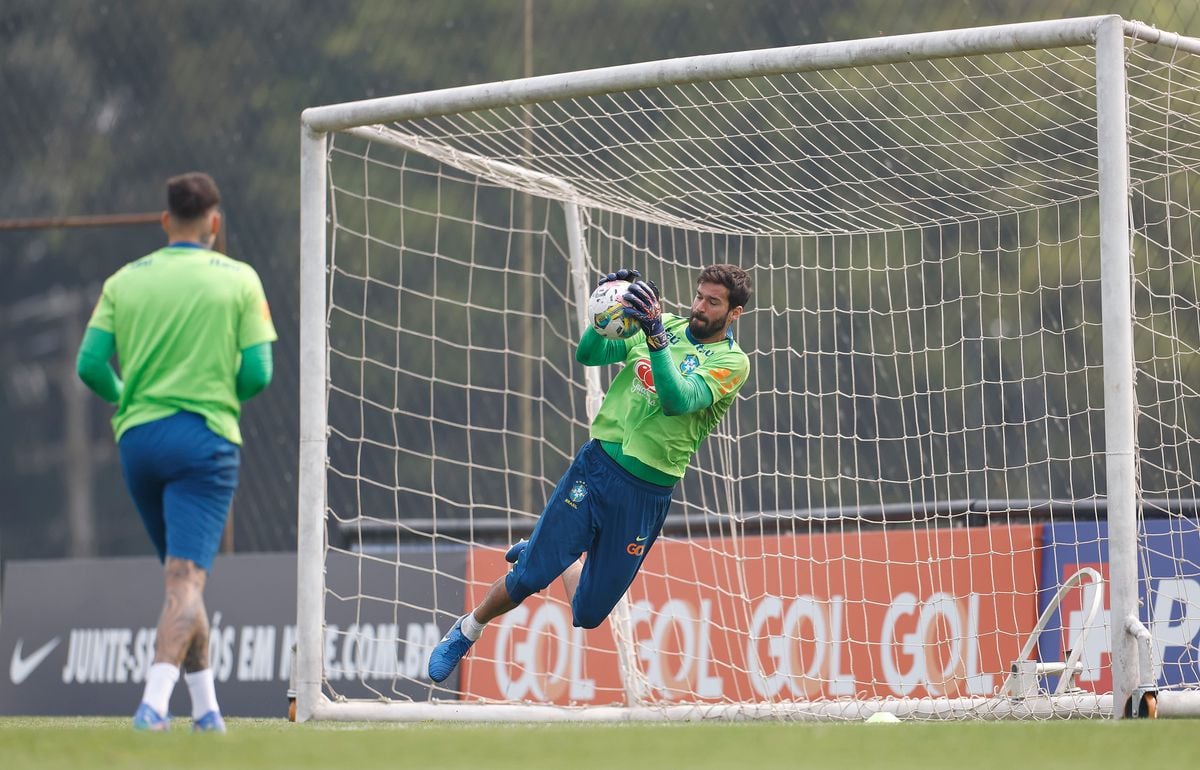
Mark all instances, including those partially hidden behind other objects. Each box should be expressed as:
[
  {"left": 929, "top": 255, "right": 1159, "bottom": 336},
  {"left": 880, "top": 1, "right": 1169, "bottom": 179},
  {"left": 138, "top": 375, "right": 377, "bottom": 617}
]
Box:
[
  {"left": 865, "top": 711, "right": 901, "bottom": 724},
  {"left": 588, "top": 280, "right": 640, "bottom": 340}
]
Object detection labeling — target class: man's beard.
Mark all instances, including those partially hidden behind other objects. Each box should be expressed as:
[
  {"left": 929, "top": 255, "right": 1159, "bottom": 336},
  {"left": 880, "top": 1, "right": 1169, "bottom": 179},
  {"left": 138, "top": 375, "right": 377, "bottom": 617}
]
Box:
[{"left": 689, "top": 311, "right": 728, "bottom": 340}]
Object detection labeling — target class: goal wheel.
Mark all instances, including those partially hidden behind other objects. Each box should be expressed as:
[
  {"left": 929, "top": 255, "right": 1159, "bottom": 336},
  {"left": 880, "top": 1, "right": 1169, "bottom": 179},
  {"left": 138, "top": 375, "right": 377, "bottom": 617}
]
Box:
[
  {"left": 1124, "top": 689, "right": 1158, "bottom": 719},
  {"left": 288, "top": 696, "right": 297, "bottom": 722},
  {"left": 1140, "top": 692, "right": 1158, "bottom": 720}
]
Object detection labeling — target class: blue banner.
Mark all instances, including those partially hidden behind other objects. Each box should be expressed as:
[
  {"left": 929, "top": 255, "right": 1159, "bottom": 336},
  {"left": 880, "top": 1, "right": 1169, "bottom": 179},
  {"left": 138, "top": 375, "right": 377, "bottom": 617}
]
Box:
[{"left": 1037, "top": 518, "right": 1200, "bottom": 691}]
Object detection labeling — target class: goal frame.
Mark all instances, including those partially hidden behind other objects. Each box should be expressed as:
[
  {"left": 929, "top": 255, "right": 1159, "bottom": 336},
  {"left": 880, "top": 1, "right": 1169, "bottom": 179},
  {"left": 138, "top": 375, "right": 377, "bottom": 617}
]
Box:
[{"left": 297, "top": 15, "right": 1200, "bottom": 722}]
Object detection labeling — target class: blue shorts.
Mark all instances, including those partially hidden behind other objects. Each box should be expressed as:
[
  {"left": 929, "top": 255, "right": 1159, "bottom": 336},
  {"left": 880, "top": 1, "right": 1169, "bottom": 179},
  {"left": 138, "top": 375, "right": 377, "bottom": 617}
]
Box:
[
  {"left": 505, "top": 440, "right": 673, "bottom": 629},
  {"left": 117, "top": 410, "right": 240, "bottom": 572}
]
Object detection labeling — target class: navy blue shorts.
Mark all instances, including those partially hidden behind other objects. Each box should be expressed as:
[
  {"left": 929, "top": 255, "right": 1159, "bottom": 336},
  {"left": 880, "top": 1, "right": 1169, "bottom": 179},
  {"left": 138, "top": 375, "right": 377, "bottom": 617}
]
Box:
[
  {"left": 505, "top": 440, "right": 673, "bottom": 629},
  {"left": 117, "top": 410, "right": 240, "bottom": 572}
]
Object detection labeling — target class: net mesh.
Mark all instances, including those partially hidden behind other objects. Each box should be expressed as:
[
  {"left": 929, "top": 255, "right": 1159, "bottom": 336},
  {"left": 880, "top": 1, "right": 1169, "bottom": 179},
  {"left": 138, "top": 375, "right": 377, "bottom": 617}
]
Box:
[{"left": 314, "top": 34, "right": 1200, "bottom": 717}]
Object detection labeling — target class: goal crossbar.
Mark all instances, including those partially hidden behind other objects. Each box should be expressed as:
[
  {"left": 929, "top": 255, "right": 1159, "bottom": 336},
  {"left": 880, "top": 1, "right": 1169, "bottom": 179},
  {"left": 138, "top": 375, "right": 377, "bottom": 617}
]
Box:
[{"left": 301, "top": 16, "right": 1199, "bottom": 133}]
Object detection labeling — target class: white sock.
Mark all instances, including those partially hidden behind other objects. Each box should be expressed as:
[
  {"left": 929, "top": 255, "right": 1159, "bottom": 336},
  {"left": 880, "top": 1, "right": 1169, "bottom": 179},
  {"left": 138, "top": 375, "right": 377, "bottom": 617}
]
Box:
[
  {"left": 185, "top": 668, "right": 220, "bottom": 719},
  {"left": 460, "top": 612, "right": 486, "bottom": 641},
  {"left": 141, "top": 662, "right": 179, "bottom": 716}
]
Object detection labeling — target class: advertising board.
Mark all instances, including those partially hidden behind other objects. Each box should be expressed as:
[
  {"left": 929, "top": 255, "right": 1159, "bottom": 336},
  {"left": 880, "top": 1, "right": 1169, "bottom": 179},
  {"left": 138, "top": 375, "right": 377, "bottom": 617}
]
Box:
[
  {"left": 0, "top": 548, "right": 466, "bottom": 716},
  {"left": 460, "top": 525, "right": 1042, "bottom": 704}
]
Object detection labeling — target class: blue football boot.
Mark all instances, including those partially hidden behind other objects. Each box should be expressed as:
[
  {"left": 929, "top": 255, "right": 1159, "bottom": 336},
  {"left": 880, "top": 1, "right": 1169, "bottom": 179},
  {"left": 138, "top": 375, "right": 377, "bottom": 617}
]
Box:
[
  {"left": 428, "top": 614, "right": 475, "bottom": 683},
  {"left": 132, "top": 702, "right": 170, "bottom": 731},
  {"left": 192, "top": 710, "right": 227, "bottom": 733}
]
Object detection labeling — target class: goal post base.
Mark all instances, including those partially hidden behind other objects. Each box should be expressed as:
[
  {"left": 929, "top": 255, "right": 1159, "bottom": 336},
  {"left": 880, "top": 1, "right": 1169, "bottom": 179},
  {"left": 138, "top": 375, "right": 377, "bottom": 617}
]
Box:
[{"left": 300, "top": 692, "right": 1200, "bottom": 723}]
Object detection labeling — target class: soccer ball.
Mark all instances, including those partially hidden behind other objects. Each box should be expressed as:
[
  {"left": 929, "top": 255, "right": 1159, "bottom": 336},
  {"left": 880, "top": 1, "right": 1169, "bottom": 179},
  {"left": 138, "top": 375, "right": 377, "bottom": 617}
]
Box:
[{"left": 588, "top": 280, "right": 640, "bottom": 340}]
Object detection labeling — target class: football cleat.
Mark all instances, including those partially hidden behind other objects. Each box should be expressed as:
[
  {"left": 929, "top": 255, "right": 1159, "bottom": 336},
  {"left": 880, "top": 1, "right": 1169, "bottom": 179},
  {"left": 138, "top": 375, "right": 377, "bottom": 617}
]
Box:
[
  {"left": 192, "top": 710, "right": 227, "bottom": 733},
  {"left": 132, "top": 702, "right": 170, "bottom": 731},
  {"left": 428, "top": 614, "right": 475, "bottom": 683},
  {"left": 504, "top": 539, "right": 529, "bottom": 564}
]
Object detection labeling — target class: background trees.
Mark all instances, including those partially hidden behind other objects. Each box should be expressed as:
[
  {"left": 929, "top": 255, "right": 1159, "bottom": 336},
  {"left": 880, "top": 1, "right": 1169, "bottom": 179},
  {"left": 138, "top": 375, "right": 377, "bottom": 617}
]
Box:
[{"left": 2, "top": 1, "right": 1197, "bottom": 562}]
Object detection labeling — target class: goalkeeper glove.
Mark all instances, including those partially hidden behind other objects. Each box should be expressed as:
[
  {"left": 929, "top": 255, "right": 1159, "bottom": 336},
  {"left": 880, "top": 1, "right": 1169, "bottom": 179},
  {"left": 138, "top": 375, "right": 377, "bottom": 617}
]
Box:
[
  {"left": 597, "top": 267, "right": 641, "bottom": 286},
  {"left": 623, "top": 279, "right": 668, "bottom": 351}
]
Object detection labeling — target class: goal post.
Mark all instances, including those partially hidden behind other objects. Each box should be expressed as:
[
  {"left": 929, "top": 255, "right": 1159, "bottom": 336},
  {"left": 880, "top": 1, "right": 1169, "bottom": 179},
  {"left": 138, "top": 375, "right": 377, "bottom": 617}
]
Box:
[
  {"left": 1094, "top": 16, "right": 1137, "bottom": 718},
  {"left": 297, "top": 15, "right": 1200, "bottom": 721}
]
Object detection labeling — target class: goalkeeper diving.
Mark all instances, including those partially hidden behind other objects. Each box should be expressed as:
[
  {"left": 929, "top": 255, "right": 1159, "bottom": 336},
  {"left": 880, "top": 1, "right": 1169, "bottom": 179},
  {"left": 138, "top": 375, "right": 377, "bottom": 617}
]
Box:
[{"left": 429, "top": 264, "right": 752, "bottom": 682}]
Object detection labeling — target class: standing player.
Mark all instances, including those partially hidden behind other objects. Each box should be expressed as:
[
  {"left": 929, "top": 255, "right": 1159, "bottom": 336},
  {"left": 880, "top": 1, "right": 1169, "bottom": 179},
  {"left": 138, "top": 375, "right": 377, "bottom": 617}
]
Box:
[
  {"left": 75, "top": 172, "right": 277, "bottom": 731},
  {"left": 428, "top": 264, "right": 751, "bottom": 682}
]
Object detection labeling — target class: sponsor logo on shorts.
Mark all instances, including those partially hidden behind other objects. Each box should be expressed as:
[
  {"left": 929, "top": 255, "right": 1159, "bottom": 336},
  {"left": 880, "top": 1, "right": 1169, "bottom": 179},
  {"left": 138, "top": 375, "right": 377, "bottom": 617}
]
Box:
[{"left": 626, "top": 542, "right": 645, "bottom": 556}]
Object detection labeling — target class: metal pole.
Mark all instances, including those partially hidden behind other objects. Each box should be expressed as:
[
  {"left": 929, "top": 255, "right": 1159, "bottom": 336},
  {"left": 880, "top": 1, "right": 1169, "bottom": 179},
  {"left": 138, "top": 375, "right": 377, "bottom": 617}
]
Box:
[
  {"left": 303, "top": 17, "right": 1131, "bottom": 132},
  {"left": 1095, "top": 15, "right": 1138, "bottom": 720},
  {"left": 562, "top": 203, "right": 602, "bottom": 421},
  {"left": 62, "top": 310, "right": 95, "bottom": 557},
  {"left": 518, "top": 0, "right": 535, "bottom": 516},
  {"left": 295, "top": 123, "right": 329, "bottom": 722},
  {"left": 0, "top": 212, "right": 160, "bottom": 230}
]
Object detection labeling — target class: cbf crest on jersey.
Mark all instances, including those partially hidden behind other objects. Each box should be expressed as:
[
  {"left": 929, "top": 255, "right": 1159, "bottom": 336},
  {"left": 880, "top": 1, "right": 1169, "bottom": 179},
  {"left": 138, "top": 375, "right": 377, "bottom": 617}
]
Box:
[
  {"left": 566, "top": 480, "right": 588, "bottom": 507},
  {"left": 679, "top": 354, "right": 700, "bottom": 375}
]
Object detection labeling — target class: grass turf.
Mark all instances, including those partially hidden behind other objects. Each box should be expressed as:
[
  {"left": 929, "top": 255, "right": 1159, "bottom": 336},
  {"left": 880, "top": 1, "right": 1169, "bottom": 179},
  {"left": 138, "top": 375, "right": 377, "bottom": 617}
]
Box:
[{"left": 2, "top": 716, "right": 1199, "bottom": 770}]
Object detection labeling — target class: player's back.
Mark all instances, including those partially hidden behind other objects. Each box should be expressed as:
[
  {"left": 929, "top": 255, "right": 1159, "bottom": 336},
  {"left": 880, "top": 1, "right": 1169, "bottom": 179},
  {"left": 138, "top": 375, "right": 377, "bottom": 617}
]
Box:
[{"left": 99, "top": 245, "right": 269, "bottom": 443}]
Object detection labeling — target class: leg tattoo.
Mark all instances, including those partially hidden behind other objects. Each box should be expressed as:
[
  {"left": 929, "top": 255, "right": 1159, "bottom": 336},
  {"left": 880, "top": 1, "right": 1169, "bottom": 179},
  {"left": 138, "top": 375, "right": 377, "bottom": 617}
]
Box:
[
  {"left": 182, "top": 597, "right": 211, "bottom": 674},
  {"left": 153, "top": 557, "right": 209, "bottom": 667}
]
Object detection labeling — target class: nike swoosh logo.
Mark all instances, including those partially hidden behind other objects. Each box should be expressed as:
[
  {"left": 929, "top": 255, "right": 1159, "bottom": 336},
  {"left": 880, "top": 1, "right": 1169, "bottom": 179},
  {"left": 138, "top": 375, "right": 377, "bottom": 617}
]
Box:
[
  {"left": 10, "top": 637, "right": 61, "bottom": 685},
  {"left": 635, "top": 535, "right": 648, "bottom": 542}
]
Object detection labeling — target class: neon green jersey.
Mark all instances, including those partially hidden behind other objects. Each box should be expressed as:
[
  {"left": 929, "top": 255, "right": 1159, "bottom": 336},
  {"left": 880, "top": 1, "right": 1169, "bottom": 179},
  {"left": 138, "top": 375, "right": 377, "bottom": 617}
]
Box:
[
  {"left": 590, "top": 313, "right": 750, "bottom": 478},
  {"left": 86, "top": 245, "right": 278, "bottom": 445}
]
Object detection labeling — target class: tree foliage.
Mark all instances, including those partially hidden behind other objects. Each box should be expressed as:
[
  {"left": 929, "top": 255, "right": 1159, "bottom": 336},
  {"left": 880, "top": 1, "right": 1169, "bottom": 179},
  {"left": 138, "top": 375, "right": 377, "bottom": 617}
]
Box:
[{"left": 2, "top": 0, "right": 1199, "bottom": 560}]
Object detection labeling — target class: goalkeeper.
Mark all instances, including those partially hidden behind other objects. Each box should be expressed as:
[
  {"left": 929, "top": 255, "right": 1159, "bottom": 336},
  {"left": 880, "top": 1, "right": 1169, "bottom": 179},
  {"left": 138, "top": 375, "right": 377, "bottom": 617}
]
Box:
[
  {"left": 75, "top": 172, "right": 277, "bottom": 731},
  {"left": 429, "top": 264, "right": 751, "bottom": 683}
]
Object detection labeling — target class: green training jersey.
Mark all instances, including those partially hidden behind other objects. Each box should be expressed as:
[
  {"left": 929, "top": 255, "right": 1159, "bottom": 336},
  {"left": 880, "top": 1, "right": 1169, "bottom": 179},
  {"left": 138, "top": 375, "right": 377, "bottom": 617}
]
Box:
[
  {"left": 590, "top": 312, "right": 750, "bottom": 479},
  {"left": 86, "top": 244, "right": 278, "bottom": 445}
]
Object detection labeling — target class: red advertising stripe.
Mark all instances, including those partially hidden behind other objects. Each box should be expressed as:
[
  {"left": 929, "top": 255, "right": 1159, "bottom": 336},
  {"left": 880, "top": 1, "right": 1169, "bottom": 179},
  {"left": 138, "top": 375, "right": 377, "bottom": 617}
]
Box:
[{"left": 462, "top": 524, "right": 1042, "bottom": 704}]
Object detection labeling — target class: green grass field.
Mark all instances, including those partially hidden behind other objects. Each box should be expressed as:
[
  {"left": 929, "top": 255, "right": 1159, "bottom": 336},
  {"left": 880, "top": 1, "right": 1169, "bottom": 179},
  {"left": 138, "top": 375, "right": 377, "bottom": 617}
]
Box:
[{"left": 2, "top": 717, "right": 1199, "bottom": 770}]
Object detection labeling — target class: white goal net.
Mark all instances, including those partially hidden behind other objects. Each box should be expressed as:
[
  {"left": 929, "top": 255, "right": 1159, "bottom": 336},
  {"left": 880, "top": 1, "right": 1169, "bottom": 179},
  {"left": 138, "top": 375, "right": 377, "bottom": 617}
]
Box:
[{"left": 297, "top": 16, "right": 1200, "bottom": 721}]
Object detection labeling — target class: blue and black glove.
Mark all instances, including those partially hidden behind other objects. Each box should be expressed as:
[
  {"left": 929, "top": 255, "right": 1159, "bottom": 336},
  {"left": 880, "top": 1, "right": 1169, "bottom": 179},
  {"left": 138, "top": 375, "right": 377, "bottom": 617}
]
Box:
[
  {"left": 623, "top": 279, "right": 668, "bottom": 351},
  {"left": 597, "top": 267, "right": 641, "bottom": 287}
]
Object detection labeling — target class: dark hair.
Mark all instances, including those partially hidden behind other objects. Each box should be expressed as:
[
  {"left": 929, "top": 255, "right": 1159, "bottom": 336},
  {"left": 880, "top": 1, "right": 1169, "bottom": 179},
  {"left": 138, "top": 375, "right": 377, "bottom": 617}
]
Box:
[
  {"left": 698, "top": 264, "right": 752, "bottom": 309},
  {"left": 166, "top": 172, "right": 221, "bottom": 221}
]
